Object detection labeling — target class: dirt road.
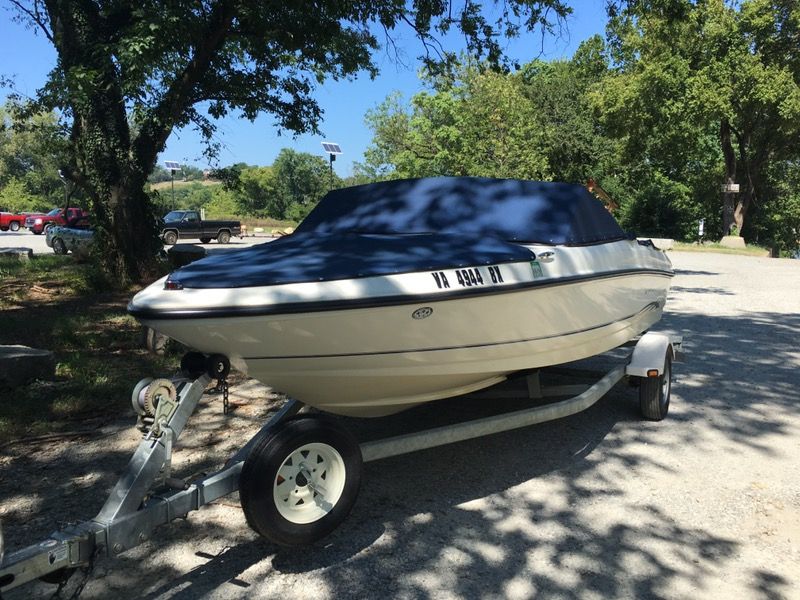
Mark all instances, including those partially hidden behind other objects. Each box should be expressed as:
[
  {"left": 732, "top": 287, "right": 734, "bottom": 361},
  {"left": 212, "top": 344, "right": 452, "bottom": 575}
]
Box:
[{"left": 2, "top": 250, "right": 799, "bottom": 599}]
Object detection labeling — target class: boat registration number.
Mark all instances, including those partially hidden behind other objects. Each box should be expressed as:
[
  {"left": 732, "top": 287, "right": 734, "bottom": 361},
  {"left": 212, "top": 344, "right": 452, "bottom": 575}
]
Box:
[{"left": 431, "top": 265, "right": 506, "bottom": 289}]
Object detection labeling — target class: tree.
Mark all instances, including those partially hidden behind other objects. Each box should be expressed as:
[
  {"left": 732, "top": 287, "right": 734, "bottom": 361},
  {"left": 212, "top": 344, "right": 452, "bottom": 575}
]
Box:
[
  {"left": 363, "top": 66, "right": 551, "bottom": 179},
  {"left": 0, "top": 100, "right": 70, "bottom": 210},
  {"left": 519, "top": 36, "right": 615, "bottom": 184},
  {"left": 237, "top": 166, "right": 277, "bottom": 217},
  {"left": 602, "top": 0, "right": 800, "bottom": 240},
  {"left": 272, "top": 149, "right": 335, "bottom": 221},
  {"left": 7, "top": 0, "right": 571, "bottom": 285}
]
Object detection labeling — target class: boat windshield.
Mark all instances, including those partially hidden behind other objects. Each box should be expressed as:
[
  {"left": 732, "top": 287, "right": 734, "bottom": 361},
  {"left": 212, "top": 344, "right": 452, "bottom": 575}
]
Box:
[{"left": 163, "top": 211, "right": 185, "bottom": 223}]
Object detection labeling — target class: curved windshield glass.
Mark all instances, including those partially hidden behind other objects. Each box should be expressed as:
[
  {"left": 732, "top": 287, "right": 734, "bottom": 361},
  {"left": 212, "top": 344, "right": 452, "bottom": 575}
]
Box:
[
  {"left": 163, "top": 211, "right": 184, "bottom": 223},
  {"left": 47, "top": 208, "right": 61, "bottom": 216}
]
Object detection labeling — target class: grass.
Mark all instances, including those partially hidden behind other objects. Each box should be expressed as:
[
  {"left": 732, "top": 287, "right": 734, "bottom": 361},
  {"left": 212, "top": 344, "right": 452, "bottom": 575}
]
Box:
[
  {"left": 672, "top": 241, "right": 772, "bottom": 257},
  {"left": 0, "top": 256, "right": 179, "bottom": 444},
  {"left": 149, "top": 179, "right": 221, "bottom": 191}
]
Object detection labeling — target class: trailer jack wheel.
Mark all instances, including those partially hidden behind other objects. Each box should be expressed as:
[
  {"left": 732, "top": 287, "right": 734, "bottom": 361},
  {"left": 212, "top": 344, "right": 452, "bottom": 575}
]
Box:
[
  {"left": 639, "top": 352, "right": 672, "bottom": 421},
  {"left": 239, "top": 416, "right": 362, "bottom": 547}
]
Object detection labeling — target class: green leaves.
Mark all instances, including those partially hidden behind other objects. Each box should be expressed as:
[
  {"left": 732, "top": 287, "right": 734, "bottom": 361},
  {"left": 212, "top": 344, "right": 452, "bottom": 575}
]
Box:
[{"left": 363, "top": 65, "right": 553, "bottom": 180}]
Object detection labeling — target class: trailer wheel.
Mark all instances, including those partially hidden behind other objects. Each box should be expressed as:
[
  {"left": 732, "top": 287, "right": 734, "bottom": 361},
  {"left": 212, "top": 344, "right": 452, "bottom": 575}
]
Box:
[
  {"left": 217, "top": 230, "right": 231, "bottom": 244},
  {"left": 199, "top": 237, "right": 211, "bottom": 244},
  {"left": 163, "top": 230, "right": 178, "bottom": 245},
  {"left": 639, "top": 352, "right": 672, "bottom": 421},
  {"left": 240, "top": 416, "right": 362, "bottom": 546}
]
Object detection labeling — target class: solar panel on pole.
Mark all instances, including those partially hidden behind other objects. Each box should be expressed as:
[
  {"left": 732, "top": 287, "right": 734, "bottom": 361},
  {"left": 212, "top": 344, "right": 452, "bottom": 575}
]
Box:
[
  {"left": 321, "top": 142, "right": 342, "bottom": 184},
  {"left": 164, "top": 161, "right": 181, "bottom": 208}
]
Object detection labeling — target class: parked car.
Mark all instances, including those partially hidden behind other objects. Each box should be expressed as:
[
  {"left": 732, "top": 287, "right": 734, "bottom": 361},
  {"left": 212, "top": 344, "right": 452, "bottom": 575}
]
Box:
[
  {"left": 24, "top": 207, "right": 89, "bottom": 235},
  {"left": 0, "top": 211, "right": 24, "bottom": 232},
  {"left": 45, "top": 217, "right": 94, "bottom": 257},
  {"left": 160, "top": 210, "right": 241, "bottom": 244}
]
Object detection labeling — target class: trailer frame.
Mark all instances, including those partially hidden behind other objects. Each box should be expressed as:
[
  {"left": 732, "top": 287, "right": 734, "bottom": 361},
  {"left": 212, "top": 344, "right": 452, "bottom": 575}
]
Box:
[{"left": 0, "top": 332, "right": 682, "bottom": 595}]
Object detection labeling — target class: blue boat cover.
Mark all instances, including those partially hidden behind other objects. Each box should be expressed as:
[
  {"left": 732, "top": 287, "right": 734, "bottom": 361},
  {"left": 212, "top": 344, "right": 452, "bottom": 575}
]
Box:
[
  {"left": 296, "top": 177, "right": 626, "bottom": 244},
  {"left": 168, "top": 232, "right": 534, "bottom": 288},
  {"left": 168, "top": 177, "right": 626, "bottom": 289}
]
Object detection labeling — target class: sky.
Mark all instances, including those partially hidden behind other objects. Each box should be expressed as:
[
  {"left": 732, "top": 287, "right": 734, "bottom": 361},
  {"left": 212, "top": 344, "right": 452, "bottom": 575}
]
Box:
[{"left": 0, "top": 2, "right": 607, "bottom": 177}]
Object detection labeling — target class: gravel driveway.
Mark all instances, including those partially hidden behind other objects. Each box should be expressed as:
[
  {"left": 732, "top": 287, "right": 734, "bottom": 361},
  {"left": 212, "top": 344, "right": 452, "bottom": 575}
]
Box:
[{"left": 2, "top": 250, "right": 799, "bottom": 599}]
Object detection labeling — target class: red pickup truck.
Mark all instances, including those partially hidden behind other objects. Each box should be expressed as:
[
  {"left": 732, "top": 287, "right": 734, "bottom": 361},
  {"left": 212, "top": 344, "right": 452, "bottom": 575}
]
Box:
[
  {"left": 24, "top": 207, "right": 89, "bottom": 235},
  {"left": 0, "top": 212, "right": 24, "bottom": 232}
]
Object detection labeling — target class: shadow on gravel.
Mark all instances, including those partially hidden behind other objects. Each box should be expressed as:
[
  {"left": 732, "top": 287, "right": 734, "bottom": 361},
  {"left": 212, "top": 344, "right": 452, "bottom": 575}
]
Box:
[
  {"left": 658, "top": 310, "right": 800, "bottom": 454},
  {"left": 5, "top": 308, "right": 799, "bottom": 599}
]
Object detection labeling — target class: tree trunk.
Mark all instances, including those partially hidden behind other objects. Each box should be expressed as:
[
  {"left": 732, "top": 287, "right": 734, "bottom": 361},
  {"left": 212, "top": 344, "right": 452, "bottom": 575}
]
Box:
[
  {"left": 733, "top": 133, "right": 757, "bottom": 237},
  {"left": 720, "top": 120, "right": 737, "bottom": 235},
  {"left": 101, "top": 180, "right": 163, "bottom": 285},
  {"left": 68, "top": 100, "right": 163, "bottom": 287},
  {"left": 46, "top": 1, "right": 163, "bottom": 287}
]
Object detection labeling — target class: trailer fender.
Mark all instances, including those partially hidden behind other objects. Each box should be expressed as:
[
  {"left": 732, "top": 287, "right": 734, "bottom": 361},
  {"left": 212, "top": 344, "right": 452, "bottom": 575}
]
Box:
[{"left": 626, "top": 332, "right": 677, "bottom": 378}]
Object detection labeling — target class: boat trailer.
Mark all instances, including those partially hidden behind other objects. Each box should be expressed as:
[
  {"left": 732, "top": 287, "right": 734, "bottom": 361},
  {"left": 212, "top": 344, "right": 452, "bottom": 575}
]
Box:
[{"left": 0, "top": 332, "right": 682, "bottom": 595}]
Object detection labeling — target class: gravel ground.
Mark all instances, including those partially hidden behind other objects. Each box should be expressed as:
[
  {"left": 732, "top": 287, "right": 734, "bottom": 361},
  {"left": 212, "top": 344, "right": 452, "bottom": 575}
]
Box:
[{"left": 2, "top": 250, "right": 799, "bottom": 599}]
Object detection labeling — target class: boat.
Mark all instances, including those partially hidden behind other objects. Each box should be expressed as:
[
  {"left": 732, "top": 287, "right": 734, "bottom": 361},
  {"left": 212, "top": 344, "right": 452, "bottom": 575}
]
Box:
[{"left": 128, "top": 177, "right": 674, "bottom": 417}]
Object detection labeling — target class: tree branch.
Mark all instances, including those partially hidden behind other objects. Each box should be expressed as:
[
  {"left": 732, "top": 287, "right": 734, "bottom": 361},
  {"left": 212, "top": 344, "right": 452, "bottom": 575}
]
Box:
[
  {"left": 133, "top": 0, "right": 237, "bottom": 169},
  {"left": 8, "top": 0, "right": 54, "bottom": 43}
]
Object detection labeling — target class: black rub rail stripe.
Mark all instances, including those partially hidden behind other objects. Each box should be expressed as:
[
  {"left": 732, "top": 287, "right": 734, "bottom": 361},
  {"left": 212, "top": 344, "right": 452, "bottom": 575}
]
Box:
[
  {"left": 128, "top": 268, "right": 674, "bottom": 320},
  {"left": 241, "top": 302, "right": 663, "bottom": 361}
]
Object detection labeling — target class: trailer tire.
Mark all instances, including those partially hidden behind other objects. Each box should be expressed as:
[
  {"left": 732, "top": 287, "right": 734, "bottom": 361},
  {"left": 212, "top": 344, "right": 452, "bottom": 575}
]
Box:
[
  {"left": 163, "top": 230, "right": 178, "bottom": 245},
  {"left": 240, "top": 416, "right": 362, "bottom": 546},
  {"left": 639, "top": 352, "right": 672, "bottom": 421},
  {"left": 217, "top": 230, "right": 231, "bottom": 244},
  {"left": 199, "top": 237, "right": 211, "bottom": 244}
]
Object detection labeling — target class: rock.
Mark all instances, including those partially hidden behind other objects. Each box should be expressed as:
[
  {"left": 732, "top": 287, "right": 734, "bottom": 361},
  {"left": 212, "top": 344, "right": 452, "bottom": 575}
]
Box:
[
  {"left": 0, "top": 247, "right": 33, "bottom": 261},
  {"left": 0, "top": 345, "right": 56, "bottom": 388},
  {"left": 642, "top": 238, "right": 674, "bottom": 250},
  {"left": 720, "top": 235, "right": 746, "bottom": 249},
  {"left": 167, "top": 244, "right": 206, "bottom": 268}
]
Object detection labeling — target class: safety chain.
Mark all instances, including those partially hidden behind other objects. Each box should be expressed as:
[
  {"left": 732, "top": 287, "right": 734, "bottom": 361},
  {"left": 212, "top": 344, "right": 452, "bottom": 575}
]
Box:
[
  {"left": 222, "top": 379, "right": 230, "bottom": 415},
  {"left": 48, "top": 546, "right": 99, "bottom": 600}
]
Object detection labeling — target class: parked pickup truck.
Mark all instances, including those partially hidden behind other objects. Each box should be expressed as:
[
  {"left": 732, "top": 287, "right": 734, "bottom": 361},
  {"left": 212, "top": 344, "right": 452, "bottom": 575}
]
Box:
[
  {"left": 24, "top": 207, "right": 89, "bottom": 235},
  {"left": 0, "top": 212, "right": 24, "bottom": 232},
  {"left": 161, "top": 210, "right": 241, "bottom": 244}
]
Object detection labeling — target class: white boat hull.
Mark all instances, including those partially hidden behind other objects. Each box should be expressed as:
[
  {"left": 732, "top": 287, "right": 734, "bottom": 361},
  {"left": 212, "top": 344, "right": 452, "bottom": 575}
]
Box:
[{"left": 135, "top": 240, "right": 672, "bottom": 416}]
